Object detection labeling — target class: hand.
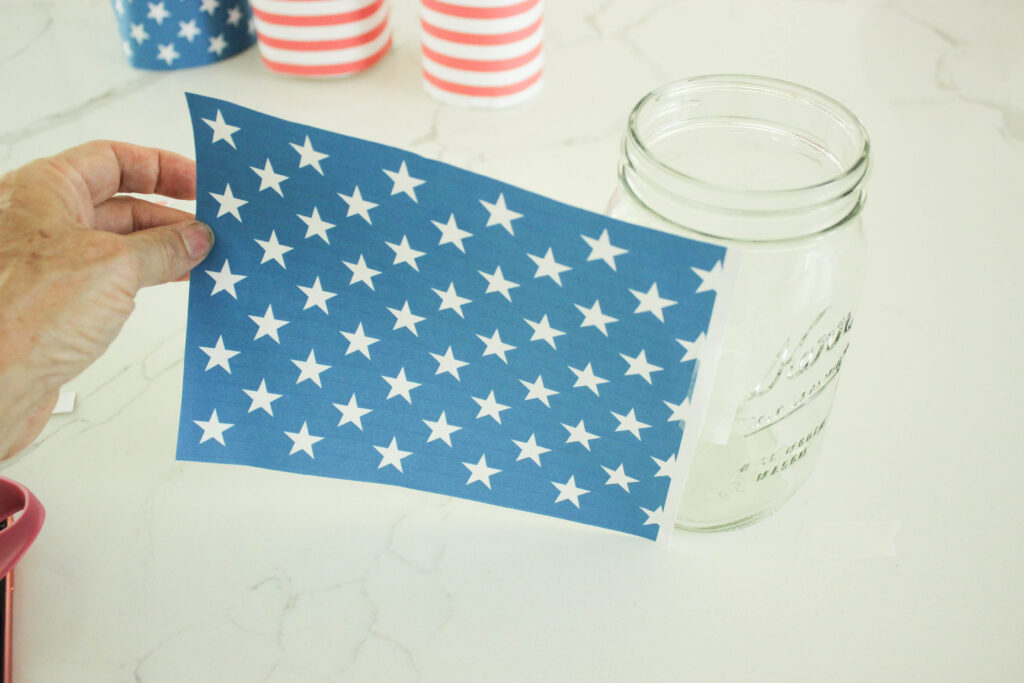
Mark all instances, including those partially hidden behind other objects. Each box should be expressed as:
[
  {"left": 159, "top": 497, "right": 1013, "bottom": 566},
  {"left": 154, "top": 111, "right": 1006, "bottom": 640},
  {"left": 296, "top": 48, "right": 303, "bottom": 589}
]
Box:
[{"left": 0, "top": 141, "right": 214, "bottom": 460}]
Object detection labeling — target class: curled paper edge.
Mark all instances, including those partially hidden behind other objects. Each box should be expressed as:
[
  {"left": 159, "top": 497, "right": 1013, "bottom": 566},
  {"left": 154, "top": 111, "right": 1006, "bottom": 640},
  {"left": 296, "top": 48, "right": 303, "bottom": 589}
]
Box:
[{"left": 53, "top": 391, "right": 77, "bottom": 415}]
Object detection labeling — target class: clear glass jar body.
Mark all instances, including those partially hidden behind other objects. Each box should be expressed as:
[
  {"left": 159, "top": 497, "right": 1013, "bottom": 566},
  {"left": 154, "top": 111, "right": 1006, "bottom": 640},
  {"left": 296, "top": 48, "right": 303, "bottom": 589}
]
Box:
[{"left": 607, "top": 75, "right": 870, "bottom": 531}]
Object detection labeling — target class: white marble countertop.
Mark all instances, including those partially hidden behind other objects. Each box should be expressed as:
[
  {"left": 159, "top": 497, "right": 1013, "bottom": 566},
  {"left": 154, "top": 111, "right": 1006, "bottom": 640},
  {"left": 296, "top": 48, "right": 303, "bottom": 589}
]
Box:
[{"left": 3, "top": 0, "right": 1023, "bottom": 680}]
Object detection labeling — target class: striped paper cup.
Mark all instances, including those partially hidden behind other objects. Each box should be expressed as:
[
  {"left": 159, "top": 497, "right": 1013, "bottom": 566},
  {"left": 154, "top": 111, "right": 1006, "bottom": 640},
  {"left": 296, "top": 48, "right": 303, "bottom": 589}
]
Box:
[
  {"left": 251, "top": 0, "right": 392, "bottom": 77},
  {"left": 419, "top": 0, "right": 544, "bottom": 107}
]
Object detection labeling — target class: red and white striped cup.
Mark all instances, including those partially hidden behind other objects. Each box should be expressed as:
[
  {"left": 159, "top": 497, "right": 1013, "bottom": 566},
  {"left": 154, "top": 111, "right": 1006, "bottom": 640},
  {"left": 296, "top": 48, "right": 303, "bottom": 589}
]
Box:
[
  {"left": 251, "top": 0, "right": 392, "bottom": 78},
  {"left": 419, "top": 0, "right": 543, "bottom": 107}
]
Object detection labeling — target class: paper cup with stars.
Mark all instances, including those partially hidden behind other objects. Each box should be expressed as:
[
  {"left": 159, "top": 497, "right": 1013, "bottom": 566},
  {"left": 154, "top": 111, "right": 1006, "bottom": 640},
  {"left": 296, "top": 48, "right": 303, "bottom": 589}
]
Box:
[
  {"left": 249, "top": 0, "right": 393, "bottom": 78},
  {"left": 110, "top": 0, "right": 256, "bottom": 70}
]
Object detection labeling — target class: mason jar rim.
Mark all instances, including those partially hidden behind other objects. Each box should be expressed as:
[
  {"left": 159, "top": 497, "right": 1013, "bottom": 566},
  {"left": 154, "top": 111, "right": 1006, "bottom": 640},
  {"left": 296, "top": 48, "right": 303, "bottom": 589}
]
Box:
[{"left": 627, "top": 74, "right": 871, "bottom": 200}]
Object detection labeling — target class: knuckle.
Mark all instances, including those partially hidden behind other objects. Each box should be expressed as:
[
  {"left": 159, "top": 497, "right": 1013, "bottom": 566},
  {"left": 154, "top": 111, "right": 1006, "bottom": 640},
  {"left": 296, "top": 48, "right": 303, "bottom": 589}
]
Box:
[
  {"left": 152, "top": 232, "right": 181, "bottom": 275},
  {"left": 36, "top": 157, "right": 76, "bottom": 188},
  {"left": 75, "top": 232, "right": 138, "bottom": 283},
  {"left": 75, "top": 140, "right": 113, "bottom": 160},
  {"left": 83, "top": 231, "right": 130, "bottom": 263}
]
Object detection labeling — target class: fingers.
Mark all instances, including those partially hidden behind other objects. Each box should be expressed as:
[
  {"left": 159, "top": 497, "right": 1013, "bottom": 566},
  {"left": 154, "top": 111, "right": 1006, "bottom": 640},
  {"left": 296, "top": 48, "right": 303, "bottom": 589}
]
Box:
[
  {"left": 50, "top": 140, "right": 196, "bottom": 207},
  {"left": 92, "top": 195, "right": 195, "bottom": 235},
  {"left": 123, "top": 220, "right": 214, "bottom": 289}
]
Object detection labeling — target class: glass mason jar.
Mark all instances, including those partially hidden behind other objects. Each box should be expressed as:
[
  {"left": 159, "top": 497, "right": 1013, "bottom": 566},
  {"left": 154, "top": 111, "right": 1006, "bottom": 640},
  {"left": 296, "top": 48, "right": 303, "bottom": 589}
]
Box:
[{"left": 607, "top": 75, "right": 870, "bottom": 531}]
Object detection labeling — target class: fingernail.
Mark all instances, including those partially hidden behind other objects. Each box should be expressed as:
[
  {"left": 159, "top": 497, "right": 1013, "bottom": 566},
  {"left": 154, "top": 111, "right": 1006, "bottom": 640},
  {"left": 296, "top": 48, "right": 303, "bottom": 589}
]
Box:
[{"left": 182, "top": 221, "right": 214, "bottom": 259}]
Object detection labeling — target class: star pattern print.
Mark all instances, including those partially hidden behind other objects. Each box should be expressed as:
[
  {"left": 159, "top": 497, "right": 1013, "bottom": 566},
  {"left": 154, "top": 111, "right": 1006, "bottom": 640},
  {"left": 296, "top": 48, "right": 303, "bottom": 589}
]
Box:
[
  {"left": 110, "top": 0, "right": 254, "bottom": 70},
  {"left": 177, "top": 95, "right": 729, "bottom": 540}
]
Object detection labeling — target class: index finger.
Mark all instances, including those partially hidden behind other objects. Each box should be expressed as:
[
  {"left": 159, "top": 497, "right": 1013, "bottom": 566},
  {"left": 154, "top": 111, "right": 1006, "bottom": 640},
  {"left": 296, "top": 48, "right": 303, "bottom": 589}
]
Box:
[{"left": 52, "top": 140, "right": 196, "bottom": 207}]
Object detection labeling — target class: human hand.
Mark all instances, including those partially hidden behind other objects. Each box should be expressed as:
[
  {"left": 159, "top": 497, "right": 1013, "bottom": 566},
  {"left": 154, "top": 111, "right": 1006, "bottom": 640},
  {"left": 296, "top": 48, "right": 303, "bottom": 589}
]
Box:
[{"left": 0, "top": 141, "right": 214, "bottom": 460}]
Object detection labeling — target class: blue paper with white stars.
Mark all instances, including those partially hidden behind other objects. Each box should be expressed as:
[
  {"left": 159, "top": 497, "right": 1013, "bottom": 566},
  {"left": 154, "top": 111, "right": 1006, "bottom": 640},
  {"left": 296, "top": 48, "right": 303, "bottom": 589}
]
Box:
[
  {"left": 177, "top": 94, "right": 729, "bottom": 540},
  {"left": 110, "top": 0, "right": 255, "bottom": 70}
]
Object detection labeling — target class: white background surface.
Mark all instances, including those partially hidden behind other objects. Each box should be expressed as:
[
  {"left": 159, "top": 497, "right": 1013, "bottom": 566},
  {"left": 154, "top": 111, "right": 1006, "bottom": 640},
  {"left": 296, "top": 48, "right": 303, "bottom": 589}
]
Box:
[{"left": 2, "top": 0, "right": 1023, "bottom": 680}]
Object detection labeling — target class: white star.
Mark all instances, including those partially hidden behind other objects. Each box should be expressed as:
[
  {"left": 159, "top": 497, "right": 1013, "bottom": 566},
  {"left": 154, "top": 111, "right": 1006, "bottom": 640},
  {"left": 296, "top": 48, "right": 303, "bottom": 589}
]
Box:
[
  {"left": 677, "top": 332, "right": 706, "bottom": 363},
  {"left": 200, "top": 336, "right": 239, "bottom": 373},
  {"left": 562, "top": 420, "right": 599, "bottom": 451},
  {"left": 208, "top": 33, "right": 227, "bottom": 55},
  {"left": 382, "top": 161, "right": 425, "bottom": 201},
  {"left": 338, "top": 186, "right": 378, "bottom": 224},
  {"left": 147, "top": 1, "right": 170, "bottom": 24},
  {"left": 512, "top": 434, "right": 549, "bottom": 466},
  {"left": 297, "top": 276, "right": 336, "bottom": 314},
  {"left": 388, "top": 301, "right": 425, "bottom": 336},
  {"left": 248, "top": 16, "right": 255, "bottom": 34},
  {"left": 250, "top": 158, "right": 288, "bottom": 196},
  {"left": 472, "top": 390, "right": 510, "bottom": 424},
  {"left": 520, "top": 375, "right": 558, "bottom": 408},
  {"left": 621, "top": 350, "right": 662, "bottom": 384},
  {"left": 156, "top": 42, "right": 180, "bottom": 66},
  {"left": 477, "top": 329, "right": 515, "bottom": 364},
  {"left": 603, "top": 464, "right": 639, "bottom": 492},
  {"left": 524, "top": 314, "right": 564, "bottom": 349},
  {"left": 340, "top": 323, "right": 378, "bottom": 359},
  {"left": 382, "top": 367, "right": 420, "bottom": 403},
  {"left": 205, "top": 259, "right": 246, "bottom": 298},
  {"left": 226, "top": 4, "right": 243, "bottom": 25},
  {"left": 478, "top": 266, "right": 519, "bottom": 301},
  {"left": 129, "top": 22, "right": 149, "bottom": 44},
  {"left": 292, "top": 349, "right": 330, "bottom": 387},
  {"left": 431, "top": 346, "right": 468, "bottom": 380},
  {"left": 553, "top": 476, "right": 589, "bottom": 508},
  {"left": 386, "top": 235, "right": 425, "bottom": 270},
  {"left": 285, "top": 422, "right": 323, "bottom": 458},
  {"left": 122, "top": 40, "right": 132, "bottom": 57},
  {"left": 243, "top": 379, "right": 281, "bottom": 415},
  {"left": 297, "top": 207, "right": 335, "bottom": 243},
  {"left": 254, "top": 230, "right": 292, "bottom": 268},
  {"left": 630, "top": 283, "right": 677, "bottom": 322},
  {"left": 343, "top": 255, "right": 381, "bottom": 290},
  {"left": 248, "top": 304, "right": 289, "bottom": 343},
  {"left": 575, "top": 300, "right": 618, "bottom": 336},
  {"left": 480, "top": 193, "right": 522, "bottom": 235},
  {"left": 290, "top": 136, "right": 328, "bottom": 175},
  {"left": 664, "top": 398, "right": 690, "bottom": 423},
  {"left": 641, "top": 506, "right": 667, "bottom": 527},
  {"left": 194, "top": 409, "right": 232, "bottom": 445},
  {"left": 568, "top": 363, "right": 608, "bottom": 396},
  {"left": 464, "top": 455, "right": 500, "bottom": 489},
  {"left": 432, "top": 214, "right": 472, "bottom": 252},
  {"left": 177, "top": 18, "right": 201, "bottom": 42},
  {"left": 209, "top": 183, "right": 247, "bottom": 221},
  {"left": 334, "top": 394, "right": 371, "bottom": 430},
  {"left": 693, "top": 260, "right": 724, "bottom": 293},
  {"left": 611, "top": 409, "right": 651, "bottom": 440},
  {"left": 528, "top": 248, "right": 571, "bottom": 286},
  {"left": 581, "top": 229, "right": 628, "bottom": 270},
  {"left": 114, "top": 0, "right": 124, "bottom": 14},
  {"left": 423, "top": 411, "right": 461, "bottom": 447},
  {"left": 200, "top": 0, "right": 219, "bottom": 14},
  {"left": 433, "top": 282, "right": 471, "bottom": 318},
  {"left": 374, "top": 437, "right": 412, "bottom": 472},
  {"left": 651, "top": 454, "right": 677, "bottom": 477}
]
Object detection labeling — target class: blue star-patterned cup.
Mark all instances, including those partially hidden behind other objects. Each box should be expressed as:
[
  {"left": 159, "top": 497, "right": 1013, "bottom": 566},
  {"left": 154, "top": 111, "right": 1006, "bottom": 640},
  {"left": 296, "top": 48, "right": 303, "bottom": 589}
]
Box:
[{"left": 110, "top": 0, "right": 256, "bottom": 70}]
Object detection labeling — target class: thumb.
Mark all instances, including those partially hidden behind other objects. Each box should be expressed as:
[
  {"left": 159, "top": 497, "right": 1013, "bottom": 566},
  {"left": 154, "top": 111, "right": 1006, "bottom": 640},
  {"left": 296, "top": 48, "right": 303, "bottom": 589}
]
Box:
[{"left": 124, "top": 220, "right": 214, "bottom": 288}]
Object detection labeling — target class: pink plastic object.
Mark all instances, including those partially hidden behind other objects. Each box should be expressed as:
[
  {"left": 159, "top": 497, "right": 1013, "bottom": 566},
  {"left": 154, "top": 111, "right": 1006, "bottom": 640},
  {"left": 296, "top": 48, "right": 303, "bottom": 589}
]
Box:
[{"left": 0, "top": 477, "right": 44, "bottom": 575}]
